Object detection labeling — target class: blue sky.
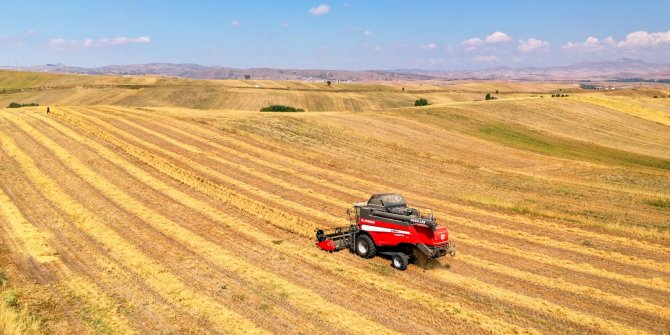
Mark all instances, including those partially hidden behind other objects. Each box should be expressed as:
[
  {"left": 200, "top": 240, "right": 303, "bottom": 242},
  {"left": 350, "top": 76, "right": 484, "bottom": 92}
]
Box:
[{"left": 1, "top": 1, "right": 669, "bottom": 70}]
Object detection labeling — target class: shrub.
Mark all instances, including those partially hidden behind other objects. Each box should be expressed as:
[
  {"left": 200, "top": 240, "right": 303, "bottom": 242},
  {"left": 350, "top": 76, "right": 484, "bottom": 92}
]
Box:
[
  {"left": 5, "top": 289, "right": 18, "bottom": 307},
  {"left": 653, "top": 95, "right": 659, "bottom": 98},
  {"left": 484, "top": 94, "right": 496, "bottom": 100},
  {"left": 414, "top": 98, "right": 429, "bottom": 106},
  {"left": 7, "top": 102, "right": 39, "bottom": 108},
  {"left": 260, "top": 105, "right": 304, "bottom": 112}
]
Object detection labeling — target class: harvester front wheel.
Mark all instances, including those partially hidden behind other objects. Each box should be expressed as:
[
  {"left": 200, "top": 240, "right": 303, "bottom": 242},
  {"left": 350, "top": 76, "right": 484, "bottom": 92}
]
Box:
[
  {"left": 391, "top": 253, "right": 409, "bottom": 271},
  {"left": 355, "top": 235, "right": 376, "bottom": 259}
]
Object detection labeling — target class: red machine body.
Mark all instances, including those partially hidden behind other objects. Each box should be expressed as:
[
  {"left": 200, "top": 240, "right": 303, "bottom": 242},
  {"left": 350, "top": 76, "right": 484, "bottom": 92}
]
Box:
[{"left": 316, "top": 194, "right": 456, "bottom": 270}]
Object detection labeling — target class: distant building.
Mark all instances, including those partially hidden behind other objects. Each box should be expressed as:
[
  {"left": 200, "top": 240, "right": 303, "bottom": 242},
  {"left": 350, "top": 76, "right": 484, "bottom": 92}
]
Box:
[{"left": 244, "top": 74, "right": 251, "bottom": 80}]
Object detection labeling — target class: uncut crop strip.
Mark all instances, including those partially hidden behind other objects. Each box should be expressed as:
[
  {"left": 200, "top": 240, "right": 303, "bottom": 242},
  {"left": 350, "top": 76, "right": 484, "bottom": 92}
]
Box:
[
  {"left": 41, "top": 109, "right": 542, "bottom": 334},
  {"left": 50, "top": 109, "right": 670, "bottom": 334},
  {"left": 0, "top": 120, "right": 270, "bottom": 335},
  {"left": 13, "top": 113, "right": 401, "bottom": 335},
  {"left": 89, "top": 107, "right": 670, "bottom": 276},
  {"left": 27, "top": 112, "right": 668, "bottom": 330}
]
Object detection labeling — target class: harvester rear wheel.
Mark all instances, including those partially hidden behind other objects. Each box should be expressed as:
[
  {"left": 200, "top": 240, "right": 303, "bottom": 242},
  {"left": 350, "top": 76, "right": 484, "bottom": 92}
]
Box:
[
  {"left": 355, "top": 235, "right": 376, "bottom": 259},
  {"left": 391, "top": 253, "right": 409, "bottom": 271}
]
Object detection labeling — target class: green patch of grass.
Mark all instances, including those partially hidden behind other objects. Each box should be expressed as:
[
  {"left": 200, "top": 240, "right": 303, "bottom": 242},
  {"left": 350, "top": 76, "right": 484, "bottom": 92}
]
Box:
[
  {"left": 475, "top": 123, "right": 670, "bottom": 170},
  {"left": 370, "top": 263, "right": 394, "bottom": 276},
  {"left": 580, "top": 239, "right": 593, "bottom": 247},
  {"left": 80, "top": 306, "right": 113, "bottom": 335},
  {"left": 259, "top": 303, "right": 271, "bottom": 312},
  {"left": 271, "top": 240, "right": 283, "bottom": 245},
  {"left": 646, "top": 198, "right": 670, "bottom": 208},
  {"left": 5, "top": 288, "right": 19, "bottom": 308}
]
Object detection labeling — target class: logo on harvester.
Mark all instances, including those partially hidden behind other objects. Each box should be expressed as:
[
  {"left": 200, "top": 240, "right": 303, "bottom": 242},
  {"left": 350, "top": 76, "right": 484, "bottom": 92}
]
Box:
[
  {"left": 361, "top": 218, "right": 375, "bottom": 224},
  {"left": 440, "top": 234, "right": 445, "bottom": 240}
]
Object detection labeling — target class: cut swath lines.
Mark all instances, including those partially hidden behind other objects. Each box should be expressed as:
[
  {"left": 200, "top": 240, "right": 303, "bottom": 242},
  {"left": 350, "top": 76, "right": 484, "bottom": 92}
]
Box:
[
  {"left": 457, "top": 253, "right": 670, "bottom": 321},
  {"left": 63, "top": 107, "right": 667, "bottom": 294},
  {"left": 39, "top": 109, "right": 541, "bottom": 335},
  {"left": 93, "top": 109, "right": 351, "bottom": 211},
  {"left": 47, "top": 110, "right": 668, "bottom": 335},
  {"left": 456, "top": 233, "right": 670, "bottom": 294},
  {"left": 16, "top": 112, "right": 402, "bottom": 335},
  {"left": 195, "top": 122, "right": 670, "bottom": 266},
  {"left": 0, "top": 186, "right": 58, "bottom": 263},
  {"left": 34, "top": 109, "right": 669, "bottom": 326},
  {"left": 0, "top": 117, "right": 269, "bottom": 335},
  {"left": 54, "top": 109, "right": 318, "bottom": 237},
  {"left": 75, "top": 107, "right": 346, "bottom": 228},
  {"left": 99, "top": 105, "right": 371, "bottom": 199},
  {"left": 426, "top": 269, "right": 653, "bottom": 335},
  {"left": 84, "top": 107, "right": 670, "bottom": 276},
  {"left": 440, "top": 213, "right": 670, "bottom": 276},
  {"left": 123, "top": 106, "right": 668, "bottom": 258}
]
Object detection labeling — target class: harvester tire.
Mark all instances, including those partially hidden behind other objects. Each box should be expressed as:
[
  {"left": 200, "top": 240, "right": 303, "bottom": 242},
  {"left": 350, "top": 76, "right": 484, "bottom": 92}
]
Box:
[
  {"left": 355, "top": 235, "right": 376, "bottom": 259},
  {"left": 391, "top": 253, "right": 409, "bottom": 271}
]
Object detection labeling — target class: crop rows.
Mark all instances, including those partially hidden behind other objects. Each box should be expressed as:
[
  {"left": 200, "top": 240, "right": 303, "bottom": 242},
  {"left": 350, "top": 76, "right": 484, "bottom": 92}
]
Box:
[{"left": 0, "top": 104, "right": 669, "bottom": 334}]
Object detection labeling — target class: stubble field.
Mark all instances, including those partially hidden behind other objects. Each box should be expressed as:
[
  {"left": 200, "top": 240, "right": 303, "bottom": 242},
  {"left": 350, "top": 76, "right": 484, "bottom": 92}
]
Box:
[{"left": 1, "top": 71, "right": 669, "bottom": 334}]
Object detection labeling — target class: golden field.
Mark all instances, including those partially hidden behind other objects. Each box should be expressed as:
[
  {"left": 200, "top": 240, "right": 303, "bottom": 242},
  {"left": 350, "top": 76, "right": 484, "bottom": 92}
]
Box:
[{"left": 0, "top": 70, "right": 669, "bottom": 334}]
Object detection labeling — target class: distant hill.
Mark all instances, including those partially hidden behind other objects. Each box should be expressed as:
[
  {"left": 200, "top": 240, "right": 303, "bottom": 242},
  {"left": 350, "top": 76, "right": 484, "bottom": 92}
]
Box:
[
  {"left": 2, "top": 58, "right": 670, "bottom": 81},
  {"left": 397, "top": 59, "right": 670, "bottom": 81}
]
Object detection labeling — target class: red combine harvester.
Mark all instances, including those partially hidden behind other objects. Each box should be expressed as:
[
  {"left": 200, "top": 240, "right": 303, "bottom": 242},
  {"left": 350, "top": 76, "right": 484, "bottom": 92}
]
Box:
[{"left": 316, "top": 193, "right": 456, "bottom": 270}]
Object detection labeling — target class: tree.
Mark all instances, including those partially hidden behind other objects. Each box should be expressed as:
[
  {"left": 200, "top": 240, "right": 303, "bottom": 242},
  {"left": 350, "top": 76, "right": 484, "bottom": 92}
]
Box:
[
  {"left": 495, "top": 90, "right": 499, "bottom": 94},
  {"left": 326, "top": 81, "right": 331, "bottom": 86},
  {"left": 414, "top": 98, "right": 429, "bottom": 106},
  {"left": 485, "top": 93, "right": 491, "bottom": 100}
]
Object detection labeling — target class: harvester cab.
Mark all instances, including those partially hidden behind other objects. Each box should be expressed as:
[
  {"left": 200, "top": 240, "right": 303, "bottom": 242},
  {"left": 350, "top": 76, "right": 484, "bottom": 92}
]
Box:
[{"left": 316, "top": 193, "right": 456, "bottom": 270}]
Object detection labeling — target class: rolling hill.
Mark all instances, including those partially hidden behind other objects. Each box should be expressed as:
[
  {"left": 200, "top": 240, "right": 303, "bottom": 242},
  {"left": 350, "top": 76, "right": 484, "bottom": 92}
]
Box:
[{"left": 0, "top": 70, "right": 669, "bottom": 334}]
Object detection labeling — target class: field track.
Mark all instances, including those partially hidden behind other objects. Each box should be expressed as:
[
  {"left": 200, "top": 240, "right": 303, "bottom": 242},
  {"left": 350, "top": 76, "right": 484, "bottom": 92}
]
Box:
[{"left": 1, "top": 86, "right": 670, "bottom": 333}]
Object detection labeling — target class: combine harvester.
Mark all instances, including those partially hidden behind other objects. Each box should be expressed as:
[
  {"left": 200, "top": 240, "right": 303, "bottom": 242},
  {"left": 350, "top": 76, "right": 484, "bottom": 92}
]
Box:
[{"left": 316, "top": 193, "right": 456, "bottom": 270}]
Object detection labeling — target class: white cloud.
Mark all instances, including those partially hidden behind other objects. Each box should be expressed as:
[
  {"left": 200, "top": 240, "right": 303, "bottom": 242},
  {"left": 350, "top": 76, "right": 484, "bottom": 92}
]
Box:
[
  {"left": 461, "top": 32, "right": 511, "bottom": 51},
  {"left": 562, "top": 36, "right": 607, "bottom": 52},
  {"left": 485, "top": 31, "right": 512, "bottom": 43},
  {"left": 518, "top": 38, "right": 549, "bottom": 53},
  {"left": 309, "top": 4, "right": 330, "bottom": 16},
  {"left": 473, "top": 55, "right": 500, "bottom": 62},
  {"left": 420, "top": 43, "right": 437, "bottom": 50},
  {"left": 374, "top": 46, "right": 383, "bottom": 51},
  {"left": 462, "top": 37, "right": 482, "bottom": 46},
  {"left": 48, "top": 36, "right": 150, "bottom": 49},
  {"left": 231, "top": 20, "right": 240, "bottom": 27},
  {"left": 617, "top": 30, "right": 670, "bottom": 48},
  {"left": 363, "top": 30, "right": 373, "bottom": 36},
  {"left": 48, "top": 38, "right": 78, "bottom": 47}
]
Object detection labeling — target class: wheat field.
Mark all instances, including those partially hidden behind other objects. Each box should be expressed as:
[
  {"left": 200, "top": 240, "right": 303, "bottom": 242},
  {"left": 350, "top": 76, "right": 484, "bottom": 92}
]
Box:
[{"left": 0, "top": 70, "right": 669, "bottom": 334}]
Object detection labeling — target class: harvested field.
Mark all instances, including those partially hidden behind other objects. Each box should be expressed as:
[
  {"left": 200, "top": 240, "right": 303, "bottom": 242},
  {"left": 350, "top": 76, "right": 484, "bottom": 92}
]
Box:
[{"left": 1, "top": 72, "right": 669, "bottom": 334}]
